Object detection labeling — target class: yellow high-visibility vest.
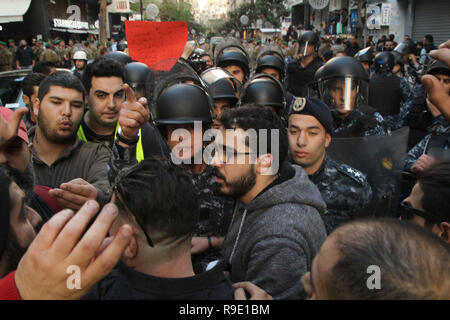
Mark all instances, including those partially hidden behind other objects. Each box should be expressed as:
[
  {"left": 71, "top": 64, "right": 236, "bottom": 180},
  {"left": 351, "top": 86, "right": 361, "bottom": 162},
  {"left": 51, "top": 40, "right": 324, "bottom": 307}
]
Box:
[{"left": 77, "top": 123, "right": 144, "bottom": 162}]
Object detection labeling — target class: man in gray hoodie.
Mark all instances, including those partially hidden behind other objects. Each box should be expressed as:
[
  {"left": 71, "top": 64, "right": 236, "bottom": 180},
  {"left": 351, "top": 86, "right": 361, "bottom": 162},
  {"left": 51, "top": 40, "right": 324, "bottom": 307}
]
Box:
[{"left": 210, "top": 104, "right": 327, "bottom": 300}]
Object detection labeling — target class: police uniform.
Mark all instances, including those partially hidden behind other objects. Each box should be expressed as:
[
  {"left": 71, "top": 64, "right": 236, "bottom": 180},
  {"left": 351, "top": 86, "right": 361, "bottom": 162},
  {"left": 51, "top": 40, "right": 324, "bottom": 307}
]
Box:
[
  {"left": 191, "top": 165, "right": 235, "bottom": 272},
  {"left": 404, "top": 115, "right": 450, "bottom": 172},
  {"left": 286, "top": 56, "right": 323, "bottom": 97},
  {"left": 332, "top": 108, "right": 388, "bottom": 137},
  {"left": 306, "top": 157, "right": 373, "bottom": 234}
]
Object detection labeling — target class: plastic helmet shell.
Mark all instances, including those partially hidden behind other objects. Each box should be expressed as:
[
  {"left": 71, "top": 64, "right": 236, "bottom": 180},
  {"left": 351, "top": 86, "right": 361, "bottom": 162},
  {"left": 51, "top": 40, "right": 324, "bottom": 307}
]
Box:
[
  {"left": 354, "top": 47, "right": 374, "bottom": 64},
  {"left": 315, "top": 56, "right": 369, "bottom": 82},
  {"left": 299, "top": 31, "right": 319, "bottom": 47},
  {"left": 374, "top": 52, "right": 395, "bottom": 73},
  {"left": 105, "top": 51, "right": 132, "bottom": 66},
  {"left": 240, "top": 74, "right": 285, "bottom": 112},
  {"left": 426, "top": 59, "right": 450, "bottom": 77},
  {"left": 155, "top": 83, "right": 213, "bottom": 125},
  {"left": 217, "top": 51, "right": 250, "bottom": 78},
  {"left": 125, "top": 62, "right": 150, "bottom": 84},
  {"left": 73, "top": 50, "right": 88, "bottom": 61},
  {"left": 394, "top": 40, "right": 416, "bottom": 55},
  {"left": 256, "top": 55, "right": 285, "bottom": 80},
  {"left": 209, "top": 78, "right": 238, "bottom": 105}
]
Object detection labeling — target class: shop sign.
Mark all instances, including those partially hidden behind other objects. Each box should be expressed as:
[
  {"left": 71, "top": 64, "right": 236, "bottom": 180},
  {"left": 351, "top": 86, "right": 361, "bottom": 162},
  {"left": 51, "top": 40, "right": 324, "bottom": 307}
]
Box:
[{"left": 52, "top": 18, "right": 89, "bottom": 30}]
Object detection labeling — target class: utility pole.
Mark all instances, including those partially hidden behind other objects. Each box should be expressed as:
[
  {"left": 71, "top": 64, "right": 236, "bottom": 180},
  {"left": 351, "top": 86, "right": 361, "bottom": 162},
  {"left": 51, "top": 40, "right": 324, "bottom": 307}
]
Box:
[{"left": 100, "top": 0, "right": 107, "bottom": 47}]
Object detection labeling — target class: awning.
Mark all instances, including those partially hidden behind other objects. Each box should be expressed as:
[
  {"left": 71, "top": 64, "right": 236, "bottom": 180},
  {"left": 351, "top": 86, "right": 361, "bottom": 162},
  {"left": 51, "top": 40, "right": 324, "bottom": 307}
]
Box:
[
  {"left": 50, "top": 28, "right": 89, "bottom": 34},
  {"left": 0, "top": 0, "right": 31, "bottom": 23}
]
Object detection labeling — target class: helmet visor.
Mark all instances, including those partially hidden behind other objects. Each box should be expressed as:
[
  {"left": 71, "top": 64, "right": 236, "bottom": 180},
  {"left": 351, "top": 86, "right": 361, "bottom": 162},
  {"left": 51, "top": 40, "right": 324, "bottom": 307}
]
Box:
[{"left": 320, "top": 77, "right": 367, "bottom": 113}]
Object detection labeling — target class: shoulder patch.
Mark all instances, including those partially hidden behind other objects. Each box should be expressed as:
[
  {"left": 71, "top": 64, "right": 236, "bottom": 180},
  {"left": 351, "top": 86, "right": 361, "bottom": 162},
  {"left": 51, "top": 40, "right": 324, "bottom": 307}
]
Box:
[{"left": 335, "top": 162, "right": 368, "bottom": 185}]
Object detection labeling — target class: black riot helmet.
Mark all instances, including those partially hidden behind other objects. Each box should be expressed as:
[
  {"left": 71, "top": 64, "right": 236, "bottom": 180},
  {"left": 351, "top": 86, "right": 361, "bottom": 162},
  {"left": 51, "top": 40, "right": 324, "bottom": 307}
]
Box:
[
  {"left": 155, "top": 83, "right": 213, "bottom": 130},
  {"left": 255, "top": 54, "right": 285, "bottom": 81},
  {"left": 391, "top": 51, "right": 404, "bottom": 68},
  {"left": 299, "top": 31, "right": 319, "bottom": 47},
  {"left": 209, "top": 78, "right": 238, "bottom": 105},
  {"left": 125, "top": 62, "right": 150, "bottom": 99},
  {"left": 354, "top": 47, "right": 374, "bottom": 64},
  {"left": 216, "top": 51, "right": 250, "bottom": 80},
  {"left": 239, "top": 74, "right": 286, "bottom": 115},
  {"left": 105, "top": 51, "right": 132, "bottom": 66},
  {"left": 426, "top": 59, "right": 450, "bottom": 77},
  {"left": 394, "top": 40, "right": 416, "bottom": 56},
  {"left": 188, "top": 48, "right": 209, "bottom": 75},
  {"left": 374, "top": 52, "right": 395, "bottom": 73},
  {"left": 315, "top": 56, "right": 369, "bottom": 113},
  {"left": 298, "top": 31, "right": 319, "bottom": 56}
]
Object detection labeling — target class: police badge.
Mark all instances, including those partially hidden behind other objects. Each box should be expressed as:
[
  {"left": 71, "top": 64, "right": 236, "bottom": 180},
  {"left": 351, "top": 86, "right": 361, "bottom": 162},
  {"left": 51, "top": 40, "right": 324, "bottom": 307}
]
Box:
[{"left": 292, "top": 97, "right": 307, "bottom": 112}]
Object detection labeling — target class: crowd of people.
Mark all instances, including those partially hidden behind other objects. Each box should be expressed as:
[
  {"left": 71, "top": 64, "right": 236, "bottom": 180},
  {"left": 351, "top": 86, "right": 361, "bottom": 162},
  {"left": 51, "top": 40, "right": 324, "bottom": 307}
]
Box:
[{"left": 0, "top": 28, "right": 449, "bottom": 301}]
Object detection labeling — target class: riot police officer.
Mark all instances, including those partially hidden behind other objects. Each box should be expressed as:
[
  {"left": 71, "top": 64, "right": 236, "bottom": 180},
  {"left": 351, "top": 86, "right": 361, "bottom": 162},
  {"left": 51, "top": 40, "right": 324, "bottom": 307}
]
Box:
[
  {"left": 315, "top": 56, "right": 388, "bottom": 137},
  {"left": 239, "top": 74, "right": 286, "bottom": 118},
  {"left": 287, "top": 96, "right": 372, "bottom": 234},
  {"left": 215, "top": 41, "right": 250, "bottom": 85},
  {"left": 255, "top": 46, "right": 286, "bottom": 82},
  {"left": 285, "top": 31, "right": 324, "bottom": 97},
  {"left": 404, "top": 59, "right": 450, "bottom": 173},
  {"left": 154, "top": 82, "right": 235, "bottom": 272},
  {"left": 354, "top": 46, "right": 374, "bottom": 76},
  {"left": 369, "top": 51, "right": 411, "bottom": 117},
  {"left": 394, "top": 40, "right": 425, "bottom": 88},
  {"left": 200, "top": 68, "right": 239, "bottom": 130}
]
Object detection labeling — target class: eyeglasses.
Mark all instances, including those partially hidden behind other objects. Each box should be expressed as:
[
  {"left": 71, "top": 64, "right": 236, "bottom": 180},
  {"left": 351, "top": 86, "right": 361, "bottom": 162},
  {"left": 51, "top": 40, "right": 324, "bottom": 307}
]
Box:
[
  {"left": 112, "top": 164, "right": 154, "bottom": 247},
  {"left": 398, "top": 202, "right": 446, "bottom": 224},
  {"left": 209, "top": 143, "right": 253, "bottom": 164}
]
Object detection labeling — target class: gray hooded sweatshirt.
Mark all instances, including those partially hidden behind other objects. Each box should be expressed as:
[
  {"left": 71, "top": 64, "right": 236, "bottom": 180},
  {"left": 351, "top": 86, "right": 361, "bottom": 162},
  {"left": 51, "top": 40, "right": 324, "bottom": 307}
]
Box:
[{"left": 221, "top": 163, "right": 327, "bottom": 300}]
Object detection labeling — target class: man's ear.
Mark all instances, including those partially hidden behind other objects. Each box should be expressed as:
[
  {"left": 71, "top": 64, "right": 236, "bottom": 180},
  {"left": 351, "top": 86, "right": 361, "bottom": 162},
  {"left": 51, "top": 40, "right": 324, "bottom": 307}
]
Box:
[
  {"left": 32, "top": 98, "right": 40, "bottom": 120},
  {"left": 325, "top": 133, "right": 331, "bottom": 148},
  {"left": 22, "top": 94, "right": 30, "bottom": 106},
  {"left": 439, "top": 222, "right": 450, "bottom": 244}
]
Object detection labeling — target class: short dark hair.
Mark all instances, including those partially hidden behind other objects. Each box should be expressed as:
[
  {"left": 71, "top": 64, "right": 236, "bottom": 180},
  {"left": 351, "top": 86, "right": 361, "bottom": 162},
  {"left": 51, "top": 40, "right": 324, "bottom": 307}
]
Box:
[
  {"left": 424, "top": 34, "right": 434, "bottom": 43},
  {"left": 114, "top": 157, "right": 200, "bottom": 245},
  {"left": 417, "top": 161, "right": 450, "bottom": 223},
  {"left": 22, "top": 73, "right": 46, "bottom": 98},
  {"left": 219, "top": 104, "right": 288, "bottom": 172},
  {"left": 82, "top": 57, "right": 125, "bottom": 93},
  {"left": 32, "top": 61, "right": 56, "bottom": 76},
  {"left": 38, "top": 71, "right": 85, "bottom": 101},
  {"left": 326, "top": 218, "right": 450, "bottom": 299}
]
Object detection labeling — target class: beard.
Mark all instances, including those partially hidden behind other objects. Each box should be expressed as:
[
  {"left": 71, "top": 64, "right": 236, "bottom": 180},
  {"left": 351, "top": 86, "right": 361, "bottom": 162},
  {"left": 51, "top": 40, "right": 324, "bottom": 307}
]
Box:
[
  {"left": 37, "top": 110, "right": 78, "bottom": 144},
  {"left": 5, "top": 164, "right": 35, "bottom": 205},
  {"left": 213, "top": 165, "right": 257, "bottom": 199},
  {"left": 1, "top": 228, "right": 27, "bottom": 278}
]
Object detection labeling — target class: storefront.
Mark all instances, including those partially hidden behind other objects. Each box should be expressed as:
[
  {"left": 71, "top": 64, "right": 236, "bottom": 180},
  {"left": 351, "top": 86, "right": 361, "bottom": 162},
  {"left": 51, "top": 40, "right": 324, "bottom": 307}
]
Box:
[{"left": 412, "top": 0, "right": 450, "bottom": 46}]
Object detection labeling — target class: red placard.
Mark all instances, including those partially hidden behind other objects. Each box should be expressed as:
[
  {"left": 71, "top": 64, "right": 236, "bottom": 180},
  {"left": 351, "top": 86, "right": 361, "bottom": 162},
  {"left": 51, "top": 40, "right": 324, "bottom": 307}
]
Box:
[{"left": 125, "top": 21, "right": 188, "bottom": 70}]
